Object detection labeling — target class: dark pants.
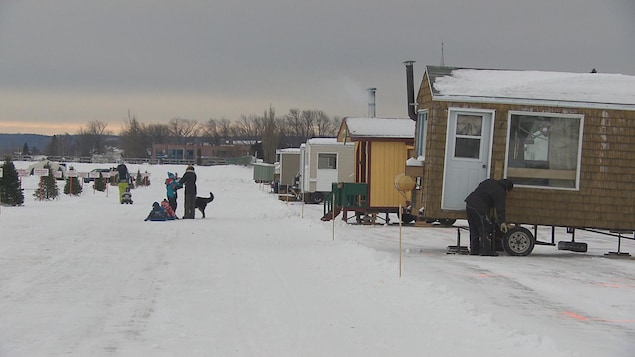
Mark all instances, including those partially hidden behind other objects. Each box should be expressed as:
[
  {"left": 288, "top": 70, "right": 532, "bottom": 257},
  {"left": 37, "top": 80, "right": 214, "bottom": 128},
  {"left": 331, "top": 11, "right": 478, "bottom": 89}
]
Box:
[
  {"left": 168, "top": 196, "right": 177, "bottom": 212},
  {"left": 466, "top": 205, "right": 495, "bottom": 255},
  {"left": 183, "top": 191, "right": 196, "bottom": 219}
]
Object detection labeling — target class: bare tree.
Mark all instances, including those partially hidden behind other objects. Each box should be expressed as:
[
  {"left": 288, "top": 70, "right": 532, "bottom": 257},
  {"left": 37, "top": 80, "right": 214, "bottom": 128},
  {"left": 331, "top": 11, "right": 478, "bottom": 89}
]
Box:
[
  {"left": 77, "top": 120, "right": 111, "bottom": 156},
  {"left": 314, "top": 110, "right": 340, "bottom": 137},
  {"left": 46, "top": 133, "right": 74, "bottom": 157},
  {"left": 168, "top": 117, "right": 200, "bottom": 144},
  {"left": 261, "top": 106, "right": 279, "bottom": 163},
  {"left": 146, "top": 123, "right": 171, "bottom": 145},
  {"left": 119, "top": 110, "right": 150, "bottom": 158},
  {"left": 300, "top": 110, "right": 318, "bottom": 139},
  {"left": 201, "top": 118, "right": 220, "bottom": 145}
]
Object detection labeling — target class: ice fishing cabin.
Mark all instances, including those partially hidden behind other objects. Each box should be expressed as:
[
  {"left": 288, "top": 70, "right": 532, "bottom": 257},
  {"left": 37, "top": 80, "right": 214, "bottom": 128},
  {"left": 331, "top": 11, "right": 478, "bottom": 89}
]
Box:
[
  {"left": 321, "top": 117, "right": 415, "bottom": 224},
  {"left": 298, "top": 138, "right": 355, "bottom": 204},
  {"left": 408, "top": 65, "right": 635, "bottom": 255},
  {"left": 252, "top": 161, "right": 275, "bottom": 184},
  {"left": 274, "top": 148, "right": 301, "bottom": 200}
]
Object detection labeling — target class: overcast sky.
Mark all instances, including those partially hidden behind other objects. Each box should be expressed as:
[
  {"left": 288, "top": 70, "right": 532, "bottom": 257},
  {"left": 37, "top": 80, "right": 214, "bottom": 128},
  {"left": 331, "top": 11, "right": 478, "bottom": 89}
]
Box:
[{"left": 1, "top": 0, "right": 634, "bottom": 135}]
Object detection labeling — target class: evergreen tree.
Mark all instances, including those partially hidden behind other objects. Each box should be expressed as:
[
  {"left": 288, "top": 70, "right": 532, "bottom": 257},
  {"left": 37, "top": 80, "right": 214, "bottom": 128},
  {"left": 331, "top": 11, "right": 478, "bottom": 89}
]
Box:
[
  {"left": 63, "top": 167, "right": 82, "bottom": 195},
  {"left": 0, "top": 157, "right": 25, "bottom": 206},
  {"left": 33, "top": 163, "right": 60, "bottom": 200},
  {"left": 93, "top": 173, "right": 107, "bottom": 192},
  {"left": 22, "top": 142, "right": 30, "bottom": 155}
]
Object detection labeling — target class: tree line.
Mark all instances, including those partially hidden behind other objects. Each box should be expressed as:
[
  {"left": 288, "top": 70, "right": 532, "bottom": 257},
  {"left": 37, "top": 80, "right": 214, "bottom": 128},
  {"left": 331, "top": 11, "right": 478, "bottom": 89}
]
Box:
[{"left": 43, "top": 107, "right": 342, "bottom": 163}]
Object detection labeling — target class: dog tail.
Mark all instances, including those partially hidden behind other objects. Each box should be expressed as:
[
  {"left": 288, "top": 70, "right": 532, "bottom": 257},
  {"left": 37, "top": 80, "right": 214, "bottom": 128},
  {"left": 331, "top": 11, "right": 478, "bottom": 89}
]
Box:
[{"left": 209, "top": 192, "right": 214, "bottom": 202}]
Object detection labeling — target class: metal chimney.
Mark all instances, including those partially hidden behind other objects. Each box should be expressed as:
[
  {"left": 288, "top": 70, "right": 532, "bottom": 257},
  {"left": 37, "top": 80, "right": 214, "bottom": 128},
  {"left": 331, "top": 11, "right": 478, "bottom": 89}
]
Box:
[
  {"left": 367, "top": 87, "right": 377, "bottom": 118},
  {"left": 403, "top": 60, "right": 416, "bottom": 121}
]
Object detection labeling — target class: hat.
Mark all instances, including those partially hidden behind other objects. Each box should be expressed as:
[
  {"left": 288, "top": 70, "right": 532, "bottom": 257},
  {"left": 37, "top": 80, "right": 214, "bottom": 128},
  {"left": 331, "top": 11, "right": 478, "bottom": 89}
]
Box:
[
  {"left": 500, "top": 179, "right": 513, "bottom": 191},
  {"left": 187, "top": 165, "right": 194, "bottom": 171}
]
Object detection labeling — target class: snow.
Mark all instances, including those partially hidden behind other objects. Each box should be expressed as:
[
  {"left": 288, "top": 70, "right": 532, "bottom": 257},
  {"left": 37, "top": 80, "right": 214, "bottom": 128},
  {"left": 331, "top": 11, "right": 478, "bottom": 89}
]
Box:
[
  {"left": 344, "top": 117, "right": 414, "bottom": 138},
  {"left": 432, "top": 69, "right": 635, "bottom": 108},
  {"left": 1, "top": 162, "right": 635, "bottom": 356}
]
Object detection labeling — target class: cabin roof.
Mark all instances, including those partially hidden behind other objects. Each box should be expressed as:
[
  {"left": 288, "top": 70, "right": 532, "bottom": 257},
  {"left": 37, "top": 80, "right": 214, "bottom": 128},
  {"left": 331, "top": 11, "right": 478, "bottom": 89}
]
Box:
[
  {"left": 426, "top": 65, "right": 635, "bottom": 111},
  {"left": 342, "top": 117, "right": 414, "bottom": 139}
]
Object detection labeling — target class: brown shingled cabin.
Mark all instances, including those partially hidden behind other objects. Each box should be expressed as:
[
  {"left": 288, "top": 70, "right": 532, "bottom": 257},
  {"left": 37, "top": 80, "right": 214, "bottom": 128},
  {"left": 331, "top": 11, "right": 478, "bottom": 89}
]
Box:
[{"left": 406, "top": 65, "right": 635, "bottom": 256}]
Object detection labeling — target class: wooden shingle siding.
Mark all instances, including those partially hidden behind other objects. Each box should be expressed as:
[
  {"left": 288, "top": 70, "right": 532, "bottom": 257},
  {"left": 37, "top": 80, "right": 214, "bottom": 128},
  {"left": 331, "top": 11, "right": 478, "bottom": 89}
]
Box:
[{"left": 413, "top": 68, "right": 635, "bottom": 230}]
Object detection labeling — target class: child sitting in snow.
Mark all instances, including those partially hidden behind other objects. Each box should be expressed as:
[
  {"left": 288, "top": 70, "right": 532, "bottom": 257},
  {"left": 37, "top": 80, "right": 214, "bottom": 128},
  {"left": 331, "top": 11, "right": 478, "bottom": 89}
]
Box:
[
  {"left": 161, "top": 199, "right": 178, "bottom": 220},
  {"left": 144, "top": 202, "right": 167, "bottom": 221}
]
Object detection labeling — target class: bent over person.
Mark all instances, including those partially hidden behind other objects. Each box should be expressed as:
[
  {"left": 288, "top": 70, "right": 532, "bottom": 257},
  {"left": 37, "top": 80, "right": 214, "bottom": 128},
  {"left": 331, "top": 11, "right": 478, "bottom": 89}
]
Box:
[
  {"left": 179, "top": 165, "right": 197, "bottom": 219},
  {"left": 464, "top": 178, "right": 513, "bottom": 256}
]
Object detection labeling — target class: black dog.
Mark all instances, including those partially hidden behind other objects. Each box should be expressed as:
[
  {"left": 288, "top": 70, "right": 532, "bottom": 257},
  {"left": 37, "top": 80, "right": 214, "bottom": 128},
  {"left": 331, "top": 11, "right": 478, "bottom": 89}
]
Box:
[{"left": 195, "top": 192, "right": 215, "bottom": 218}]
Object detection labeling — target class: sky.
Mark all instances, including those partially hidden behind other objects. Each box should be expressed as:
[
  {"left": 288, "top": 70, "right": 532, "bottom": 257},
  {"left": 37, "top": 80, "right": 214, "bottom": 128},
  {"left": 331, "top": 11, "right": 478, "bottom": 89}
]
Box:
[
  {"left": 1, "top": 162, "right": 634, "bottom": 356},
  {"left": 1, "top": 0, "right": 635, "bottom": 135}
]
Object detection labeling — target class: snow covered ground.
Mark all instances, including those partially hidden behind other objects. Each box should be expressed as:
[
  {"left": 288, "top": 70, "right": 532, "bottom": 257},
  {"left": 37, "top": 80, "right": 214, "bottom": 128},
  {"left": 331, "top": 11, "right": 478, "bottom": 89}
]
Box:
[{"left": 1, "top": 162, "right": 634, "bottom": 356}]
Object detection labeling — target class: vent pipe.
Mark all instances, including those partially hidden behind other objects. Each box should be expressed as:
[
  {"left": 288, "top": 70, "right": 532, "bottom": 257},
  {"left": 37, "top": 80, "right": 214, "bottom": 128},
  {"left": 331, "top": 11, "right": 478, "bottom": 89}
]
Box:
[
  {"left": 403, "top": 60, "right": 416, "bottom": 121},
  {"left": 367, "top": 87, "right": 377, "bottom": 118}
]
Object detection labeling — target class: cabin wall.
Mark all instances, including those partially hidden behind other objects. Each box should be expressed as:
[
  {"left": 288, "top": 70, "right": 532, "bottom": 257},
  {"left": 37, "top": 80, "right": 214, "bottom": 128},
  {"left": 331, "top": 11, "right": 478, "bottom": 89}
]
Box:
[
  {"left": 416, "top": 95, "right": 635, "bottom": 230},
  {"left": 279, "top": 153, "right": 300, "bottom": 186},
  {"left": 368, "top": 141, "right": 410, "bottom": 208}
]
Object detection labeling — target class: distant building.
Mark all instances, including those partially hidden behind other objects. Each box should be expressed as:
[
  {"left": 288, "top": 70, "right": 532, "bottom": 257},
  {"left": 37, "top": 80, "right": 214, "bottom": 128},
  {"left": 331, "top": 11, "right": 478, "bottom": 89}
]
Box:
[{"left": 151, "top": 142, "right": 253, "bottom": 165}]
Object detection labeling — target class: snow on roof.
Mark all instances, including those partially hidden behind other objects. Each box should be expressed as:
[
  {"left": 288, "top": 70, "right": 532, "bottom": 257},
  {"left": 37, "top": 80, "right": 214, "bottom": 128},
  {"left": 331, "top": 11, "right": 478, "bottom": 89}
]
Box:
[
  {"left": 306, "top": 137, "right": 354, "bottom": 146},
  {"left": 276, "top": 148, "right": 301, "bottom": 154},
  {"left": 429, "top": 66, "right": 635, "bottom": 110},
  {"left": 344, "top": 117, "right": 414, "bottom": 138}
]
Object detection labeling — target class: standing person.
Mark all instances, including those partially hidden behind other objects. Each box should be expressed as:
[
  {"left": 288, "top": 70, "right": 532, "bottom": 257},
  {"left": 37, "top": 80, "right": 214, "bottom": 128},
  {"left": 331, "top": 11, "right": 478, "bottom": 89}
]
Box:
[
  {"left": 165, "top": 172, "right": 182, "bottom": 214},
  {"left": 464, "top": 178, "right": 513, "bottom": 256},
  {"left": 116, "top": 161, "right": 130, "bottom": 204},
  {"left": 179, "top": 165, "right": 197, "bottom": 219}
]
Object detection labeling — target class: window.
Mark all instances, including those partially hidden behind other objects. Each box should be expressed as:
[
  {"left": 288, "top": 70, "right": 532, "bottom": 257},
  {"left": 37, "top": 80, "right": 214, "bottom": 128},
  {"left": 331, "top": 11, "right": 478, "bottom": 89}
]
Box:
[
  {"left": 454, "top": 114, "right": 483, "bottom": 159},
  {"left": 318, "top": 153, "right": 337, "bottom": 169},
  {"left": 415, "top": 110, "right": 428, "bottom": 158},
  {"left": 506, "top": 112, "right": 582, "bottom": 189}
]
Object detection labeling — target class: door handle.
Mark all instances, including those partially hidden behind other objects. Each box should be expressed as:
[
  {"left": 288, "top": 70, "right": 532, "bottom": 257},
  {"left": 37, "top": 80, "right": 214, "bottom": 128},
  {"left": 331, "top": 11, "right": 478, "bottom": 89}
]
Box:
[{"left": 482, "top": 165, "right": 487, "bottom": 168}]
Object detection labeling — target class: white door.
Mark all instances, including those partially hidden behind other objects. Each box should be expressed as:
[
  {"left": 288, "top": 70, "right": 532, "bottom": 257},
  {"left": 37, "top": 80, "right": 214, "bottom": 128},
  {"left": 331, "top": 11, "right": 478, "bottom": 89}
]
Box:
[
  {"left": 316, "top": 152, "right": 338, "bottom": 192},
  {"left": 442, "top": 109, "right": 494, "bottom": 210}
]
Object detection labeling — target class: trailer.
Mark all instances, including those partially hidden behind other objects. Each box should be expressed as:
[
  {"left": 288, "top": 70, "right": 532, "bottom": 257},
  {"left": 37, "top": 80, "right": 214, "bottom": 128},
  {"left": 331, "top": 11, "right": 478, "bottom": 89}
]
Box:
[
  {"left": 274, "top": 148, "right": 302, "bottom": 200},
  {"left": 298, "top": 138, "right": 355, "bottom": 204},
  {"left": 408, "top": 65, "right": 635, "bottom": 256}
]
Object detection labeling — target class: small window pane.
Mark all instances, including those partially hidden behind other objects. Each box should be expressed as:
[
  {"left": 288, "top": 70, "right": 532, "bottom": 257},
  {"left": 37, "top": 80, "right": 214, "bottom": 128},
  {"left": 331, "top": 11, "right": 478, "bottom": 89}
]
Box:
[
  {"left": 456, "top": 115, "right": 482, "bottom": 136},
  {"left": 455, "top": 138, "right": 481, "bottom": 158},
  {"left": 318, "top": 153, "right": 337, "bottom": 169}
]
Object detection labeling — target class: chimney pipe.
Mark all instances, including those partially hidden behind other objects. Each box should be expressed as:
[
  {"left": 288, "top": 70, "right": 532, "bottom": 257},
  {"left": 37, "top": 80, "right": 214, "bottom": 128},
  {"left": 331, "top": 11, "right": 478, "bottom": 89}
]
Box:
[
  {"left": 367, "top": 87, "right": 377, "bottom": 118},
  {"left": 403, "top": 60, "right": 416, "bottom": 121}
]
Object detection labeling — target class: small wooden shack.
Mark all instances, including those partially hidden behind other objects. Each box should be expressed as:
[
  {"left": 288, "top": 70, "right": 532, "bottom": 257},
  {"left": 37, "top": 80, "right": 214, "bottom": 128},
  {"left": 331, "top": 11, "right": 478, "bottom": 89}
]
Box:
[
  {"left": 275, "top": 148, "right": 301, "bottom": 187},
  {"left": 333, "top": 117, "right": 415, "bottom": 222},
  {"left": 409, "top": 66, "right": 635, "bottom": 245}
]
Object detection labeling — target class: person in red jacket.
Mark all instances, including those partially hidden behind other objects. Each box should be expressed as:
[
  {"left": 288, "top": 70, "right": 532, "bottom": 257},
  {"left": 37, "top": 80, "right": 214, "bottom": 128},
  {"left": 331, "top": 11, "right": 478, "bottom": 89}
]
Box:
[{"left": 465, "top": 178, "right": 513, "bottom": 256}]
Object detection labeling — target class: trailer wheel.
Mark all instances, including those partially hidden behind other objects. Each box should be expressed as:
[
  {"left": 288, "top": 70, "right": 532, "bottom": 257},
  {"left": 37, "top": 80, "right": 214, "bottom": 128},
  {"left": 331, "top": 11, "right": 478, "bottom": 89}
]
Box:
[
  {"left": 309, "top": 192, "right": 324, "bottom": 204},
  {"left": 502, "top": 227, "right": 535, "bottom": 256}
]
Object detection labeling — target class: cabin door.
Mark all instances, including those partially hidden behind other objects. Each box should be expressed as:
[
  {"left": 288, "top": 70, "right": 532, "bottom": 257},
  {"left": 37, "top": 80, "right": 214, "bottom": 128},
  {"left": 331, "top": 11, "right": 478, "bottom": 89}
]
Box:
[
  {"left": 316, "top": 152, "right": 338, "bottom": 192},
  {"left": 441, "top": 109, "right": 494, "bottom": 210}
]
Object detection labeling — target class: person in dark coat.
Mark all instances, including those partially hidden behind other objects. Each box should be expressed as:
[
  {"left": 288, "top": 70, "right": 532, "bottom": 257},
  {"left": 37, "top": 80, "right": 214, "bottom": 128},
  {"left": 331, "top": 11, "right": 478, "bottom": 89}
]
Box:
[
  {"left": 116, "top": 161, "right": 131, "bottom": 203},
  {"left": 465, "top": 178, "right": 514, "bottom": 256},
  {"left": 179, "top": 165, "right": 197, "bottom": 219}
]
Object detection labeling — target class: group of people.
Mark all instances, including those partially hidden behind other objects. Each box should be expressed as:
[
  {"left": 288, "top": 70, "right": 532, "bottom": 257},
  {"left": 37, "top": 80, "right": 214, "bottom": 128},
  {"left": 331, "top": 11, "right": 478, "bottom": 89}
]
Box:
[
  {"left": 164, "top": 165, "right": 198, "bottom": 219},
  {"left": 145, "top": 165, "right": 198, "bottom": 221}
]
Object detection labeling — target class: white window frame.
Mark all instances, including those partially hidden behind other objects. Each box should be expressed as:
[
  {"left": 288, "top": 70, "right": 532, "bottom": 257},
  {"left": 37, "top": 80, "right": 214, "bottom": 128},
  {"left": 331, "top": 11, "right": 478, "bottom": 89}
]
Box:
[
  {"left": 505, "top": 111, "right": 584, "bottom": 191},
  {"left": 415, "top": 110, "right": 428, "bottom": 159}
]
